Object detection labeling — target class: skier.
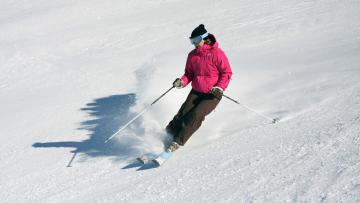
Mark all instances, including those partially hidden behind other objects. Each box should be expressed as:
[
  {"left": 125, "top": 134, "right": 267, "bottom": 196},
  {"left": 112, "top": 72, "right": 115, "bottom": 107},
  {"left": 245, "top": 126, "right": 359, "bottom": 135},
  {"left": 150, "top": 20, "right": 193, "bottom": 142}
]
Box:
[{"left": 166, "top": 24, "right": 233, "bottom": 152}]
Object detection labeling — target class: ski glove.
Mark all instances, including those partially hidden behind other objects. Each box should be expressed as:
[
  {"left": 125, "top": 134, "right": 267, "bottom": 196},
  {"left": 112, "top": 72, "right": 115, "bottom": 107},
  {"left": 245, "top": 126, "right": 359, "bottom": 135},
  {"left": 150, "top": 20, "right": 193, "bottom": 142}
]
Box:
[
  {"left": 211, "top": 86, "right": 223, "bottom": 100},
  {"left": 173, "top": 78, "right": 184, "bottom": 88}
]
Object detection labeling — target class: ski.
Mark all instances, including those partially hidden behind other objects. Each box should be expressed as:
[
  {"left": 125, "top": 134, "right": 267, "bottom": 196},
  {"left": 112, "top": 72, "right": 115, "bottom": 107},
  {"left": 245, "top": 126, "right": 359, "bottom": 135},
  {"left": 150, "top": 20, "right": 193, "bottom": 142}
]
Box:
[
  {"left": 135, "top": 150, "right": 173, "bottom": 170},
  {"left": 152, "top": 150, "right": 172, "bottom": 166},
  {"left": 136, "top": 142, "right": 179, "bottom": 169},
  {"left": 136, "top": 151, "right": 172, "bottom": 166}
]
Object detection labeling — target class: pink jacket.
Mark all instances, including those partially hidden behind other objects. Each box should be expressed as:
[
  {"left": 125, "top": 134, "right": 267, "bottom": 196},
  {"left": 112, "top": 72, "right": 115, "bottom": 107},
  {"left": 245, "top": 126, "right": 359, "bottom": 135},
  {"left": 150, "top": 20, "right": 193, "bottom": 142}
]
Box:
[{"left": 181, "top": 35, "right": 232, "bottom": 93}]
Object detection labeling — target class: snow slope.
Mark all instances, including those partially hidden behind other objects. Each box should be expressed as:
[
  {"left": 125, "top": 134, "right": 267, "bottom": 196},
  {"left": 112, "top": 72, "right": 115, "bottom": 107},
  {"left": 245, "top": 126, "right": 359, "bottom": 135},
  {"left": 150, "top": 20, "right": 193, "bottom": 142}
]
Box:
[{"left": 1, "top": 0, "right": 360, "bottom": 202}]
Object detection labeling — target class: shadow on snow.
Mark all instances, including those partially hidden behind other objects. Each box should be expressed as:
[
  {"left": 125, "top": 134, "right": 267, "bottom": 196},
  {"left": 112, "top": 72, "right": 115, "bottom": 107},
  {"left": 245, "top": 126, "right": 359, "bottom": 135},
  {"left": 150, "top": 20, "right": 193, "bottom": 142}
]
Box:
[{"left": 32, "top": 93, "right": 146, "bottom": 165}]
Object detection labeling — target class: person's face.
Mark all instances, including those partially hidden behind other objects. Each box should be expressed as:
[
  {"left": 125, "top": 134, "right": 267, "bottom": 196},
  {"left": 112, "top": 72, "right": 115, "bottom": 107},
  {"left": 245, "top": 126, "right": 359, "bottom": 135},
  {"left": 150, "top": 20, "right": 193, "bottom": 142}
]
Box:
[{"left": 194, "top": 40, "right": 204, "bottom": 49}]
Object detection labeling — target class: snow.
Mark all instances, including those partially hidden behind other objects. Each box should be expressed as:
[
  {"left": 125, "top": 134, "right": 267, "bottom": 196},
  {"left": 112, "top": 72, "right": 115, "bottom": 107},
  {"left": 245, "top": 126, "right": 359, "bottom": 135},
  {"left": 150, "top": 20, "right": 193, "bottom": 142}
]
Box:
[{"left": 1, "top": 0, "right": 360, "bottom": 202}]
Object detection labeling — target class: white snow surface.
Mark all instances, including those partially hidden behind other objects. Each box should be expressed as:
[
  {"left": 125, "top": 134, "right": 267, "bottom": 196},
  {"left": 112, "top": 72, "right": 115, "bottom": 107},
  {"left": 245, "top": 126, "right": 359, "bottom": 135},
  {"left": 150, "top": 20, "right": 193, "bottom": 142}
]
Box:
[{"left": 1, "top": 0, "right": 360, "bottom": 202}]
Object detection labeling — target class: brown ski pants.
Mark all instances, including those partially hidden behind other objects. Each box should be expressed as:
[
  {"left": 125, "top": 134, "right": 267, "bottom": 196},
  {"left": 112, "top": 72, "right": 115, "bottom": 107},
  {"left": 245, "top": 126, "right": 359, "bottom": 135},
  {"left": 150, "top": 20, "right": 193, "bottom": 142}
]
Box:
[{"left": 166, "top": 89, "right": 221, "bottom": 146}]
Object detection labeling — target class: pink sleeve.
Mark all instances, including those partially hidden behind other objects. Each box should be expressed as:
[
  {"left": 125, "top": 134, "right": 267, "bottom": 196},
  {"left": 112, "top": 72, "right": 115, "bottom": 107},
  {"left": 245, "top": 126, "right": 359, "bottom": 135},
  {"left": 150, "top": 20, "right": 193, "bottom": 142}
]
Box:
[
  {"left": 180, "top": 55, "right": 193, "bottom": 87},
  {"left": 215, "top": 49, "right": 232, "bottom": 91}
]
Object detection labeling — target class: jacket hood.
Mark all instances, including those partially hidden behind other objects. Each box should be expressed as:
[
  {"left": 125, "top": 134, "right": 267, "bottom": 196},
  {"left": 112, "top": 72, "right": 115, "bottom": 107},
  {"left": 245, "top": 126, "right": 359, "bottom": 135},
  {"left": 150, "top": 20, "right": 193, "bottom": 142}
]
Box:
[
  {"left": 208, "top": 33, "right": 218, "bottom": 48},
  {"left": 193, "top": 33, "right": 219, "bottom": 53}
]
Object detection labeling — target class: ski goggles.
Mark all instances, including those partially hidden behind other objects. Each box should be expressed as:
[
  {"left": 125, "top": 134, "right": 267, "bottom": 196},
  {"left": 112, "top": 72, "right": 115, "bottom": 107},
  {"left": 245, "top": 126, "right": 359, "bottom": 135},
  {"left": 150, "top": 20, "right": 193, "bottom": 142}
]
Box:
[{"left": 189, "top": 32, "right": 209, "bottom": 45}]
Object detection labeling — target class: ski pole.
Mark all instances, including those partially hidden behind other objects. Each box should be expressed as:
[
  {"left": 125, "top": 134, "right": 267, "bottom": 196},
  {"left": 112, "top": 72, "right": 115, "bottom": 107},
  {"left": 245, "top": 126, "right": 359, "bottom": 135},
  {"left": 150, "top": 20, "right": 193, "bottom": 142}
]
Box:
[
  {"left": 222, "top": 94, "right": 278, "bottom": 124},
  {"left": 105, "top": 86, "right": 175, "bottom": 143}
]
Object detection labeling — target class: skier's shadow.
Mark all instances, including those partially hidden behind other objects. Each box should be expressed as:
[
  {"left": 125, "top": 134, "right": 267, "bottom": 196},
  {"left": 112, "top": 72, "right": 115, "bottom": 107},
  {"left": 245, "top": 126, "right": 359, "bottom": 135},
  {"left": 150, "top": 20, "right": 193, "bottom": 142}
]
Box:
[{"left": 32, "top": 94, "right": 145, "bottom": 166}]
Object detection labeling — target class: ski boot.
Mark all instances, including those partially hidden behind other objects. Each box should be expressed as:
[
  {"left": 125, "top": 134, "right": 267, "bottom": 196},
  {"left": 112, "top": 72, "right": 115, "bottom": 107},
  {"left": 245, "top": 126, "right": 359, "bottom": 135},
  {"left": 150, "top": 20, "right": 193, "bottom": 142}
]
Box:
[{"left": 166, "top": 141, "right": 180, "bottom": 153}]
